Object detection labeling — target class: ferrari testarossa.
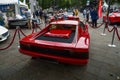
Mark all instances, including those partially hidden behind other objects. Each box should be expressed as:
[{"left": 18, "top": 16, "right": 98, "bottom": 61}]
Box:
[
  {"left": 103, "top": 12, "right": 120, "bottom": 24},
  {"left": 19, "top": 20, "right": 90, "bottom": 65}
]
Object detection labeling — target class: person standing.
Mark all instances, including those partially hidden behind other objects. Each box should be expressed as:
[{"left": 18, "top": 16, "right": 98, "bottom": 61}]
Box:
[
  {"left": 39, "top": 9, "right": 43, "bottom": 23},
  {"left": 0, "top": 11, "right": 5, "bottom": 26},
  {"left": 63, "top": 10, "right": 68, "bottom": 19},
  {"left": 35, "top": 10, "right": 39, "bottom": 18},
  {"left": 75, "top": 9, "right": 79, "bottom": 16},
  {"left": 90, "top": 8, "right": 98, "bottom": 27},
  {"left": 86, "top": 9, "right": 90, "bottom": 22},
  {"left": 25, "top": 9, "right": 32, "bottom": 29},
  {"left": 83, "top": 9, "right": 86, "bottom": 18},
  {"left": 43, "top": 10, "right": 48, "bottom": 24},
  {"left": 72, "top": 9, "right": 75, "bottom": 16}
]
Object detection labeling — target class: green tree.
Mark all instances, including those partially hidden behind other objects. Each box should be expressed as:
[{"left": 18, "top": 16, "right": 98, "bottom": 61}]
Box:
[{"left": 22, "top": 0, "right": 120, "bottom": 9}]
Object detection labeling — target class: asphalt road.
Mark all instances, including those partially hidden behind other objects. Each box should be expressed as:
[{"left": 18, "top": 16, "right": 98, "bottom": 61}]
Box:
[{"left": 0, "top": 13, "right": 120, "bottom": 80}]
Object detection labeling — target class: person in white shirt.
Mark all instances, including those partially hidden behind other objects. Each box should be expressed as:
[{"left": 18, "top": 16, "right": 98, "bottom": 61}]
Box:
[
  {"left": 63, "top": 10, "right": 68, "bottom": 19},
  {"left": 83, "top": 9, "right": 86, "bottom": 18}
]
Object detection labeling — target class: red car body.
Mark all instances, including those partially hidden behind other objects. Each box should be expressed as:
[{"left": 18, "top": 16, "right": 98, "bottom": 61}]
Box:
[
  {"left": 103, "top": 12, "right": 120, "bottom": 24},
  {"left": 67, "top": 15, "right": 80, "bottom": 21},
  {"left": 19, "top": 20, "right": 90, "bottom": 65}
]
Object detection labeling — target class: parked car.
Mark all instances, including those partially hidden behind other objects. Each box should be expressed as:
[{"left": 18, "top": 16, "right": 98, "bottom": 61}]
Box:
[
  {"left": 19, "top": 20, "right": 90, "bottom": 65},
  {"left": 0, "top": 26, "right": 9, "bottom": 42},
  {"left": 8, "top": 14, "right": 28, "bottom": 29},
  {"left": 103, "top": 12, "right": 120, "bottom": 24}
]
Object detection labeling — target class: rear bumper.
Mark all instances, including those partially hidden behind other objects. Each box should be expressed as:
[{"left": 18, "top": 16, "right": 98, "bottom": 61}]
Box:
[{"left": 19, "top": 48, "right": 88, "bottom": 65}]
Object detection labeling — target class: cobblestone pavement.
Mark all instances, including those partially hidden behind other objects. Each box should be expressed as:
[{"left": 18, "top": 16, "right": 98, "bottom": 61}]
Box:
[{"left": 0, "top": 13, "right": 120, "bottom": 80}]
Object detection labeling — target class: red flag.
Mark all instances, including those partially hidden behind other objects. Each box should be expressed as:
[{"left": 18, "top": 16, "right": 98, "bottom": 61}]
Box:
[{"left": 98, "top": 0, "right": 102, "bottom": 18}]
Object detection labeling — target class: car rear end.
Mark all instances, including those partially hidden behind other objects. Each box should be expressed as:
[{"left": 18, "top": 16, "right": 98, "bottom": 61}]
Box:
[
  {"left": 19, "top": 31, "right": 89, "bottom": 65},
  {"left": 19, "top": 39, "right": 89, "bottom": 65},
  {"left": 19, "top": 20, "right": 89, "bottom": 65}
]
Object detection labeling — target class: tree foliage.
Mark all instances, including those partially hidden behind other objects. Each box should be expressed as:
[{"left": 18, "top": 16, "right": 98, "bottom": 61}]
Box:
[
  {"left": 37, "top": 0, "right": 87, "bottom": 9},
  {"left": 20, "top": 0, "right": 120, "bottom": 9}
]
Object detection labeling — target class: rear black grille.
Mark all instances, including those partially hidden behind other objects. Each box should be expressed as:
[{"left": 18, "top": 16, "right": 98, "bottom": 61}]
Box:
[{"left": 20, "top": 44, "right": 88, "bottom": 59}]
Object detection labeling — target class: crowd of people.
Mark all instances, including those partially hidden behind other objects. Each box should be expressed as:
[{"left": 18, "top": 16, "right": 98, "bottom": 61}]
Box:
[
  {"left": 83, "top": 7, "right": 98, "bottom": 28},
  {"left": 0, "top": 6, "right": 106, "bottom": 29},
  {"left": 33, "top": 8, "right": 51, "bottom": 26},
  {"left": 32, "top": 8, "right": 79, "bottom": 25}
]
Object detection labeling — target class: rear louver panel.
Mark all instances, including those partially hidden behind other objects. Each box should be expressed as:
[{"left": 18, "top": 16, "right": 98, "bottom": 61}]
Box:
[{"left": 20, "top": 44, "right": 88, "bottom": 59}]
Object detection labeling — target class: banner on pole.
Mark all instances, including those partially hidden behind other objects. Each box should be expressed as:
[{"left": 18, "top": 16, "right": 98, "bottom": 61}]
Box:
[{"left": 98, "top": 0, "right": 102, "bottom": 18}]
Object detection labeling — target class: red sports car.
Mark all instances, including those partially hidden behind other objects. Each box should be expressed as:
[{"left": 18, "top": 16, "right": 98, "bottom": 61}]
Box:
[
  {"left": 103, "top": 12, "right": 120, "bottom": 24},
  {"left": 19, "top": 20, "right": 90, "bottom": 65}
]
